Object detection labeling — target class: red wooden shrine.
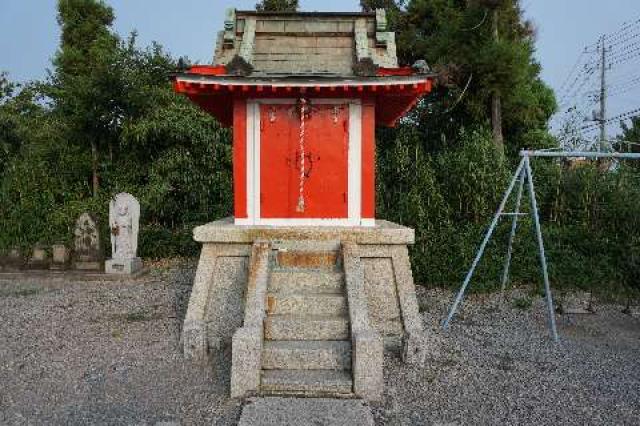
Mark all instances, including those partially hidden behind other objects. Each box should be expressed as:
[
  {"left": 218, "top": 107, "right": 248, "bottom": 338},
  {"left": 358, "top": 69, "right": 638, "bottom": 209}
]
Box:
[{"left": 173, "top": 9, "right": 434, "bottom": 226}]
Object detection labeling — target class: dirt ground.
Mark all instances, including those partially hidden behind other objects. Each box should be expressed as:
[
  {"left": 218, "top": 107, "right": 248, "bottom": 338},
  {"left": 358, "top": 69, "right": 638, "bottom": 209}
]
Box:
[{"left": 0, "top": 263, "right": 638, "bottom": 425}]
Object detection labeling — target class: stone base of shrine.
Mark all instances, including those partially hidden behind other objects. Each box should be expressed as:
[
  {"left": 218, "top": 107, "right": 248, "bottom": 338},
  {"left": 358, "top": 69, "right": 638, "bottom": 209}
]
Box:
[
  {"left": 181, "top": 217, "right": 427, "bottom": 398},
  {"left": 105, "top": 257, "right": 143, "bottom": 275}
]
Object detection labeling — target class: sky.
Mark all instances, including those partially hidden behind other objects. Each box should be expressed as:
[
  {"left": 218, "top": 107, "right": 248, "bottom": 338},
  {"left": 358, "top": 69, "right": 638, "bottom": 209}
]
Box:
[{"left": 1, "top": 1, "right": 639, "bottom": 137}]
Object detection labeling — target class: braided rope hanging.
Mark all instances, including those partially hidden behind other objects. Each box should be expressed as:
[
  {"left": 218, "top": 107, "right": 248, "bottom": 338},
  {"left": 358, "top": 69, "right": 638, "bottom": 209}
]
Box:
[{"left": 296, "top": 98, "right": 308, "bottom": 212}]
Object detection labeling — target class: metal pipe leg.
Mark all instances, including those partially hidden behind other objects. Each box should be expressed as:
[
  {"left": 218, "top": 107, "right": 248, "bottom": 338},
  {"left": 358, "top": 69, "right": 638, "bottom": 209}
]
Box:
[
  {"left": 443, "top": 158, "right": 527, "bottom": 330},
  {"left": 499, "top": 167, "right": 526, "bottom": 308},
  {"left": 524, "top": 156, "right": 559, "bottom": 341}
]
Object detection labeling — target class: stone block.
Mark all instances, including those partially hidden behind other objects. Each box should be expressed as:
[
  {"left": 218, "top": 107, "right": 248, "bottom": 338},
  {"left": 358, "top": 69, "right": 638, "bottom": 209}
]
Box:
[
  {"left": 362, "top": 256, "right": 403, "bottom": 341},
  {"left": 73, "top": 259, "right": 102, "bottom": 271},
  {"left": 265, "top": 315, "right": 349, "bottom": 341},
  {"left": 260, "top": 370, "right": 353, "bottom": 396},
  {"left": 238, "top": 397, "right": 374, "bottom": 426},
  {"left": 183, "top": 319, "right": 208, "bottom": 362},
  {"left": 266, "top": 293, "right": 347, "bottom": 316},
  {"left": 230, "top": 242, "right": 270, "bottom": 398},
  {"left": 231, "top": 326, "right": 262, "bottom": 398},
  {"left": 268, "top": 270, "right": 344, "bottom": 294},
  {"left": 262, "top": 340, "right": 351, "bottom": 371},
  {"left": 27, "top": 245, "right": 49, "bottom": 270},
  {"left": 207, "top": 253, "right": 250, "bottom": 348},
  {"left": 50, "top": 244, "right": 70, "bottom": 270},
  {"left": 275, "top": 250, "right": 338, "bottom": 269},
  {"left": 182, "top": 244, "right": 251, "bottom": 360},
  {"left": 402, "top": 330, "right": 427, "bottom": 366},
  {"left": 352, "top": 330, "right": 383, "bottom": 401},
  {"left": 192, "top": 218, "right": 415, "bottom": 245},
  {"left": 1, "top": 247, "right": 24, "bottom": 271},
  {"left": 105, "top": 257, "right": 142, "bottom": 274}
]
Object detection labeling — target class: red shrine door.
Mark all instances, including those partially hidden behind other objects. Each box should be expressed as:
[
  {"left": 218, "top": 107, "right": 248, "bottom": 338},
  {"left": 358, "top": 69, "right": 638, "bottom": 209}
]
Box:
[{"left": 259, "top": 101, "right": 350, "bottom": 221}]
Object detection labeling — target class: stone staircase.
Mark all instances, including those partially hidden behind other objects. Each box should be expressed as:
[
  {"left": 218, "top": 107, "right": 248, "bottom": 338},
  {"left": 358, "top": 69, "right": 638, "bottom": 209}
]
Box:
[{"left": 260, "top": 243, "right": 354, "bottom": 397}]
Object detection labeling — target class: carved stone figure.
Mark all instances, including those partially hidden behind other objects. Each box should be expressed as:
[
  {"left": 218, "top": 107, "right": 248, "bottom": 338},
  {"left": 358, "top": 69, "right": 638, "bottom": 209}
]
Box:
[
  {"left": 73, "top": 213, "right": 102, "bottom": 271},
  {"left": 105, "top": 193, "right": 142, "bottom": 274}
]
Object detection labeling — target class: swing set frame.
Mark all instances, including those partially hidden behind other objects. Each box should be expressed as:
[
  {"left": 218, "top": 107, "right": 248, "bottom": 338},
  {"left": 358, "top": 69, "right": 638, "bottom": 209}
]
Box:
[{"left": 442, "top": 149, "right": 640, "bottom": 341}]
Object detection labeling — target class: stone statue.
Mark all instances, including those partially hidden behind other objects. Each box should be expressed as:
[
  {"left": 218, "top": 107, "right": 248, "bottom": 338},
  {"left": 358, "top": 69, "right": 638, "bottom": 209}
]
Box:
[
  {"left": 73, "top": 213, "right": 102, "bottom": 271},
  {"left": 105, "top": 193, "right": 142, "bottom": 274}
]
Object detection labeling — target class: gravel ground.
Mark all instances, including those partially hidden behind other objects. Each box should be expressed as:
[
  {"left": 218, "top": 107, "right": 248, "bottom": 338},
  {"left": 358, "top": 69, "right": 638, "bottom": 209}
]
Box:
[
  {"left": 372, "top": 287, "right": 640, "bottom": 425},
  {"left": 1, "top": 263, "right": 639, "bottom": 425},
  {"left": 0, "top": 262, "right": 242, "bottom": 425}
]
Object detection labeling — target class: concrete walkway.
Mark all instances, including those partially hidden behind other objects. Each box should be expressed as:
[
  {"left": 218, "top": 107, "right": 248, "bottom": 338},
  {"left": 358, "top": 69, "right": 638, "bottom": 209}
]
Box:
[{"left": 238, "top": 397, "right": 374, "bottom": 426}]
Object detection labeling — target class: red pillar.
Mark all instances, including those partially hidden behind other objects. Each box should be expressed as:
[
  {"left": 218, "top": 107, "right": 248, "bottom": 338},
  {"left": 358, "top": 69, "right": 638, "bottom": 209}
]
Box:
[
  {"left": 233, "top": 98, "right": 247, "bottom": 219},
  {"left": 361, "top": 98, "right": 376, "bottom": 220}
]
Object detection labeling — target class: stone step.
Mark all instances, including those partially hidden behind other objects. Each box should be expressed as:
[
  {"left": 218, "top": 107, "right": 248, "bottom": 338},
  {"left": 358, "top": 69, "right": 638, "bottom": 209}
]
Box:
[
  {"left": 262, "top": 340, "right": 352, "bottom": 370},
  {"left": 276, "top": 250, "right": 339, "bottom": 269},
  {"left": 268, "top": 270, "right": 344, "bottom": 294},
  {"left": 264, "top": 315, "right": 350, "bottom": 341},
  {"left": 260, "top": 370, "right": 353, "bottom": 396},
  {"left": 271, "top": 240, "right": 341, "bottom": 252},
  {"left": 267, "top": 293, "right": 347, "bottom": 316}
]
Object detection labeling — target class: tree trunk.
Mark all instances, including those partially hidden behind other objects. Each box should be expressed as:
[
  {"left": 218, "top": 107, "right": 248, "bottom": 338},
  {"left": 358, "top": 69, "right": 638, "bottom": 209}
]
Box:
[
  {"left": 491, "top": 93, "right": 504, "bottom": 149},
  {"left": 491, "top": 8, "right": 504, "bottom": 151},
  {"left": 91, "top": 140, "right": 99, "bottom": 197}
]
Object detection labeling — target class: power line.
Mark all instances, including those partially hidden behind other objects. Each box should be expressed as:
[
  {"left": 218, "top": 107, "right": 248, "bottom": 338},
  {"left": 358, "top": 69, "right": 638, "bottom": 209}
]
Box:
[
  {"left": 557, "top": 65, "right": 598, "bottom": 109},
  {"left": 585, "top": 17, "right": 640, "bottom": 48},
  {"left": 557, "top": 49, "right": 591, "bottom": 95},
  {"left": 580, "top": 107, "right": 640, "bottom": 131},
  {"left": 554, "top": 18, "right": 640, "bottom": 146},
  {"left": 585, "top": 76, "right": 640, "bottom": 102}
]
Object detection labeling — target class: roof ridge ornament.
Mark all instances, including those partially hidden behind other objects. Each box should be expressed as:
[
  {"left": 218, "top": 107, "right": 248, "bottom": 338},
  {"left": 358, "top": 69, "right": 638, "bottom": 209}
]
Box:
[
  {"left": 375, "top": 9, "right": 393, "bottom": 52},
  {"left": 376, "top": 9, "right": 387, "bottom": 32},
  {"left": 224, "top": 8, "right": 236, "bottom": 48},
  {"left": 238, "top": 16, "right": 256, "bottom": 64}
]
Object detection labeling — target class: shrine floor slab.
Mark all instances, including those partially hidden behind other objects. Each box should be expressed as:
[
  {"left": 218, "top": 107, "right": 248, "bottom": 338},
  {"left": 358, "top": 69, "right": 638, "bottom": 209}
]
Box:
[{"left": 238, "top": 397, "right": 374, "bottom": 426}]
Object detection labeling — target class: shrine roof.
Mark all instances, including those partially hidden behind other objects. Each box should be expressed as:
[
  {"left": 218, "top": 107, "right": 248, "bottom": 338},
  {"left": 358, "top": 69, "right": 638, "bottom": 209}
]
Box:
[
  {"left": 172, "top": 71, "right": 435, "bottom": 128},
  {"left": 172, "top": 72, "right": 435, "bottom": 87},
  {"left": 213, "top": 8, "right": 401, "bottom": 77},
  {"left": 171, "top": 9, "right": 436, "bottom": 128}
]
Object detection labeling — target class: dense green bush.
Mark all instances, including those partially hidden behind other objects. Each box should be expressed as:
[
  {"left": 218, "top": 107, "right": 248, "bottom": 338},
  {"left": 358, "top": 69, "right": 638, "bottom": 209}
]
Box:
[
  {"left": 377, "top": 124, "right": 640, "bottom": 296},
  {"left": 0, "top": 1, "right": 232, "bottom": 257},
  {"left": 1, "top": 0, "right": 638, "bottom": 300}
]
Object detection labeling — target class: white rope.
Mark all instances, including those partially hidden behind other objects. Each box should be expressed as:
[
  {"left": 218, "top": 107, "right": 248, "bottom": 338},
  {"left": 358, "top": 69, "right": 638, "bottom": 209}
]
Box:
[{"left": 296, "top": 99, "right": 307, "bottom": 212}]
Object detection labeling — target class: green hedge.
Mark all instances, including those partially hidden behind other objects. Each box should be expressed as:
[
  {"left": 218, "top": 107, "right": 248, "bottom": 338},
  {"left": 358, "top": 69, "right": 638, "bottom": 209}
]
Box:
[{"left": 377, "top": 126, "right": 640, "bottom": 296}]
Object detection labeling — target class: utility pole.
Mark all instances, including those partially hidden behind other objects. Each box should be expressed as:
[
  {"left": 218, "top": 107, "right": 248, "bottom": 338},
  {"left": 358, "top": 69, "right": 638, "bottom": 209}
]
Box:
[{"left": 599, "top": 35, "right": 608, "bottom": 151}]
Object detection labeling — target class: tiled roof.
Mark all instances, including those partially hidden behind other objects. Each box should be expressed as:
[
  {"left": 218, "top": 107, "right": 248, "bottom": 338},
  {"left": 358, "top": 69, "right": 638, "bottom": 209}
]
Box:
[{"left": 214, "top": 9, "right": 398, "bottom": 77}]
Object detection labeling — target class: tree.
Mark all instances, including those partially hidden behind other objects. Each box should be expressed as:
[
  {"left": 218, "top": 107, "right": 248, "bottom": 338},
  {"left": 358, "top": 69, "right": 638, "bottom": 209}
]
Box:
[
  {"left": 255, "top": 0, "right": 299, "bottom": 11},
  {"left": 0, "top": 72, "right": 14, "bottom": 101},
  {"left": 617, "top": 116, "right": 640, "bottom": 169},
  {"left": 360, "top": 0, "right": 404, "bottom": 12},
  {"left": 0, "top": 73, "right": 20, "bottom": 173},
  {"left": 619, "top": 116, "right": 640, "bottom": 146},
  {"left": 50, "top": 0, "right": 120, "bottom": 197},
  {"left": 394, "top": 0, "right": 556, "bottom": 154}
]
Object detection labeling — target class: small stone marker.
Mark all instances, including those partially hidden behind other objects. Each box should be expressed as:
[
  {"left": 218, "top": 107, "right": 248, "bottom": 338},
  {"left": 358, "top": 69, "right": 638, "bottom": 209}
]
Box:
[
  {"left": 105, "top": 193, "right": 142, "bottom": 274},
  {"left": 1, "top": 247, "right": 24, "bottom": 271},
  {"left": 73, "top": 213, "right": 103, "bottom": 271},
  {"left": 238, "top": 397, "right": 375, "bottom": 426},
  {"left": 0, "top": 247, "right": 23, "bottom": 271},
  {"left": 50, "top": 244, "right": 71, "bottom": 270},
  {"left": 27, "top": 244, "right": 49, "bottom": 269}
]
